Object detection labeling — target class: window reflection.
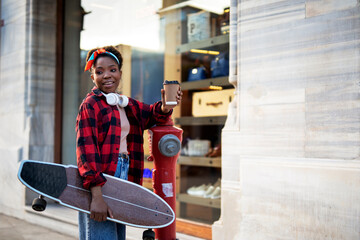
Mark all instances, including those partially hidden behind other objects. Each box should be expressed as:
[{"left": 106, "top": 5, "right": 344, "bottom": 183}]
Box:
[{"left": 80, "top": 0, "right": 230, "bottom": 231}]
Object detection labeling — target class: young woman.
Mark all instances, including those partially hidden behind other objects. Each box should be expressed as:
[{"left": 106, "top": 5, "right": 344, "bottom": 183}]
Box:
[{"left": 76, "top": 46, "right": 182, "bottom": 239}]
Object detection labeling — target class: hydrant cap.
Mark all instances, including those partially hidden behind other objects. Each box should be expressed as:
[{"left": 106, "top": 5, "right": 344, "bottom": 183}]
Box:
[{"left": 158, "top": 134, "right": 181, "bottom": 157}]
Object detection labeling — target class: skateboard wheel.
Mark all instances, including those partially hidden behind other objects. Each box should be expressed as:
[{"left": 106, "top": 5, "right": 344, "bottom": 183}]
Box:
[
  {"left": 142, "top": 229, "right": 155, "bottom": 240},
  {"left": 32, "top": 196, "right": 47, "bottom": 212}
]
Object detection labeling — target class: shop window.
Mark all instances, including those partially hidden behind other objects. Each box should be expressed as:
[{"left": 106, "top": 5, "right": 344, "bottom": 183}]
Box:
[{"left": 80, "top": 0, "right": 229, "bottom": 238}]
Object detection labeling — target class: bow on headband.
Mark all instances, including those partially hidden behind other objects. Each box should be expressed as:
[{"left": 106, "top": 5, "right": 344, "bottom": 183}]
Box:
[{"left": 84, "top": 48, "right": 120, "bottom": 72}]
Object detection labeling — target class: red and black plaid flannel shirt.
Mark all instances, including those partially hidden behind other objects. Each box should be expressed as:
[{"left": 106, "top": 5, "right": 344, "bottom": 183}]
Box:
[{"left": 76, "top": 87, "right": 172, "bottom": 189}]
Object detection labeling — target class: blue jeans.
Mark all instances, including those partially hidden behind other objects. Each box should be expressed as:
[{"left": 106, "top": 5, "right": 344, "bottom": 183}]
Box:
[{"left": 79, "top": 154, "right": 130, "bottom": 240}]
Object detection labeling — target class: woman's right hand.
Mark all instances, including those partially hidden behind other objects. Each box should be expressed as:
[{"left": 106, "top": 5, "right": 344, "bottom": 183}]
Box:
[{"left": 90, "top": 186, "right": 114, "bottom": 222}]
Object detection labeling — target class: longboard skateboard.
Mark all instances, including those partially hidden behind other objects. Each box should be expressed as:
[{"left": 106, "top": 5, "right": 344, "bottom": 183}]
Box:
[{"left": 18, "top": 160, "right": 175, "bottom": 229}]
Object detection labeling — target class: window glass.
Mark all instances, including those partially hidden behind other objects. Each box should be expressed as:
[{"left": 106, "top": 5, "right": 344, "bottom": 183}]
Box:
[{"left": 80, "top": 0, "right": 230, "bottom": 229}]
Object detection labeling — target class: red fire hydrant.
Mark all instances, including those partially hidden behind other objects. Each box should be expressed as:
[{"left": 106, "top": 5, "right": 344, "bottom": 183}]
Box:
[{"left": 147, "top": 119, "right": 183, "bottom": 240}]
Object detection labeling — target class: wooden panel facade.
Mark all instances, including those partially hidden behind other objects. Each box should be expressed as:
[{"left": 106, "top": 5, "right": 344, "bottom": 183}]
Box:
[
  {"left": 215, "top": 0, "right": 360, "bottom": 239},
  {"left": 236, "top": 0, "right": 360, "bottom": 159}
]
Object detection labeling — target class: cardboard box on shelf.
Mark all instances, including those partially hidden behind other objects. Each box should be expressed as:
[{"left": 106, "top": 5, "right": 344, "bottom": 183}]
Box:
[
  {"left": 187, "top": 11, "right": 214, "bottom": 42},
  {"left": 192, "top": 89, "right": 234, "bottom": 117}
]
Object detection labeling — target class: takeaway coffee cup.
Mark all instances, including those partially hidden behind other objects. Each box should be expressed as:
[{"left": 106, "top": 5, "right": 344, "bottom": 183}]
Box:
[{"left": 163, "top": 80, "right": 180, "bottom": 105}]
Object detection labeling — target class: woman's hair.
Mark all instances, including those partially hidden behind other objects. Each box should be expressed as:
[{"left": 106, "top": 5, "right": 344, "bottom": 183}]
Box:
[{"left": 86, "top": 46, "right": 123, "bottom": 71}]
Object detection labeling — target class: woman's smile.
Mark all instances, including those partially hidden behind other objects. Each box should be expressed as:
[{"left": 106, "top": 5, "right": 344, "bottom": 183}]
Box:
[{"left": 103, "top": 80, "right": 115, "bottom": 86}]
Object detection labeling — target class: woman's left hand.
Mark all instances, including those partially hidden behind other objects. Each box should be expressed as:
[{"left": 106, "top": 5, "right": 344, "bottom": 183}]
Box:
[{"left": 161, "top": 87, "right": 183, "bottom": 113}]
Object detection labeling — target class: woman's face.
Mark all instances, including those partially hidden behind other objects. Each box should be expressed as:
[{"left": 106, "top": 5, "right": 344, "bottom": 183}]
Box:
[{"left": 91, "top": 56, "right": 122, "bottom": 93}]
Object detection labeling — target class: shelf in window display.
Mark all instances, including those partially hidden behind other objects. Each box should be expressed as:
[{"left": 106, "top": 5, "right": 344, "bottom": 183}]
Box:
[
  {"left": 177, "top": 193, "right": 220, "bottom": 209},
  {"left": 175, "top": 116, "right": 227, "bottom": 126},
  {"left": 176, "top": 34, "right": 229, "bottom": 54},
  {"left": 177, "top": 156, "right": 221, "bottom": 168},
  {"left": 180, "top": 76, "right": 231, "bottom": 90}
]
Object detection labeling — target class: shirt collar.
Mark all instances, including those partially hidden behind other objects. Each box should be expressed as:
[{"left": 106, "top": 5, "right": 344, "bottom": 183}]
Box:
[{"left": 92, "top": 87, "right": 102, "bottom": 96}]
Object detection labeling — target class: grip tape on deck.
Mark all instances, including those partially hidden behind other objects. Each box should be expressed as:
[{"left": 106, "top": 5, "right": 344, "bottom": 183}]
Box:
[{"left": 20, "top": 161, "right": 67, "bottom": 198}]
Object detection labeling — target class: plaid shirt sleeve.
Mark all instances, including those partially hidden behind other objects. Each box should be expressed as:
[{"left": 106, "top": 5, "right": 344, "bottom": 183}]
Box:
[
  {"left": 139, "top": 100, "right": 172, "bottom": 129},
  {"left": 125, "top": 99, "right": 172, "bottom": 184},
  {"left": 76, "top": 99, "right": 107, "bottom": 189}
]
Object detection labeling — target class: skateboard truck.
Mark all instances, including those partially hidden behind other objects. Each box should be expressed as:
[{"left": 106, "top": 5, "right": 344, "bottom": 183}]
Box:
[
  {"left": 142, "top": 229, "right": 155, "bottom": 240},
  {"left": 32, "top": 195, "right": 47, "bottom": 211}
]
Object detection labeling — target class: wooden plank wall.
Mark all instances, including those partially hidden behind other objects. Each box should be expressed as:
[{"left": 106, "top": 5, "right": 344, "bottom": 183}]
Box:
[
  {"left": 216, "top": 1, "right": 360, "bottom": 239},
  {"left": 236, "top": 0, "right": 360, "bottom": 159}
]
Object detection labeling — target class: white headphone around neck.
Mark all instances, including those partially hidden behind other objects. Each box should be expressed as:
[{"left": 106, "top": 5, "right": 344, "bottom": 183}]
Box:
[{"left": 103, "top": 93, "right": 129, "bottom": 107}]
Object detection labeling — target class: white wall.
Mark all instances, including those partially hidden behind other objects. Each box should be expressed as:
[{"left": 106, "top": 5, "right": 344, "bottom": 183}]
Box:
[
  {"left": 0, "top": 0, "right": 57, "bottom": 216},
  {"left": 214, "top": 0, "right": 360, "bottom": 239},
  {"left": 0, "top": 0, "right": 29, "bottom": 217}
]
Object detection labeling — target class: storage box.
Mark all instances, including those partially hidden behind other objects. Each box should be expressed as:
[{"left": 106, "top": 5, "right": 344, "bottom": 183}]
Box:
[
  {"left": 187, "top": 139, "right": 211, "bottom": 157},
  {"left": 142, "top": 160, "right": 154, "bottom": 189},
  {"left": 192, "top": 89, "right": 234, "bottom": 117},
  {"left": 187, "top": 11, "right": 211, "bottom": 42}
]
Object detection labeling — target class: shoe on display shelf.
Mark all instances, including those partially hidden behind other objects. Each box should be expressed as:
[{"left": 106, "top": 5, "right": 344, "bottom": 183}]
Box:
[
  {"left": 213, "top": 178, "right": 221, "bottom": 188},
  {"left": 203, "top": 185, "right": 215, "bottom": 198},
  {"left": 210, "top": 186, "right": 221, "bottom": 199},
  {"left": 186, "top": 178, "right": 222, "bottom": 198},
  {"left": 187, "top": 184, "right": 211, "bottom": 196}
]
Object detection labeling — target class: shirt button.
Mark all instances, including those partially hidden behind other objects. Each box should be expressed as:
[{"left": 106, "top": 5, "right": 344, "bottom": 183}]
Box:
[{"left": 116, "top": 148, "right": 119, "bottom": 150}]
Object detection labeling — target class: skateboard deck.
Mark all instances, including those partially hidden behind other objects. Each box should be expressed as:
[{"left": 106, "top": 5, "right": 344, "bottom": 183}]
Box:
[{"left": 18, "top": 160, "right": 175, "bottom": 229}]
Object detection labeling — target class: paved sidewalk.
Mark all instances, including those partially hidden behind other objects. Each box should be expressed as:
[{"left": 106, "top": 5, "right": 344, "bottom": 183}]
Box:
[
  {"left": 0, "top": 213, "right": 76, "bottom": 240},
  {"left": 0, "top": 213, "right": 205, "bottom": 240}
]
